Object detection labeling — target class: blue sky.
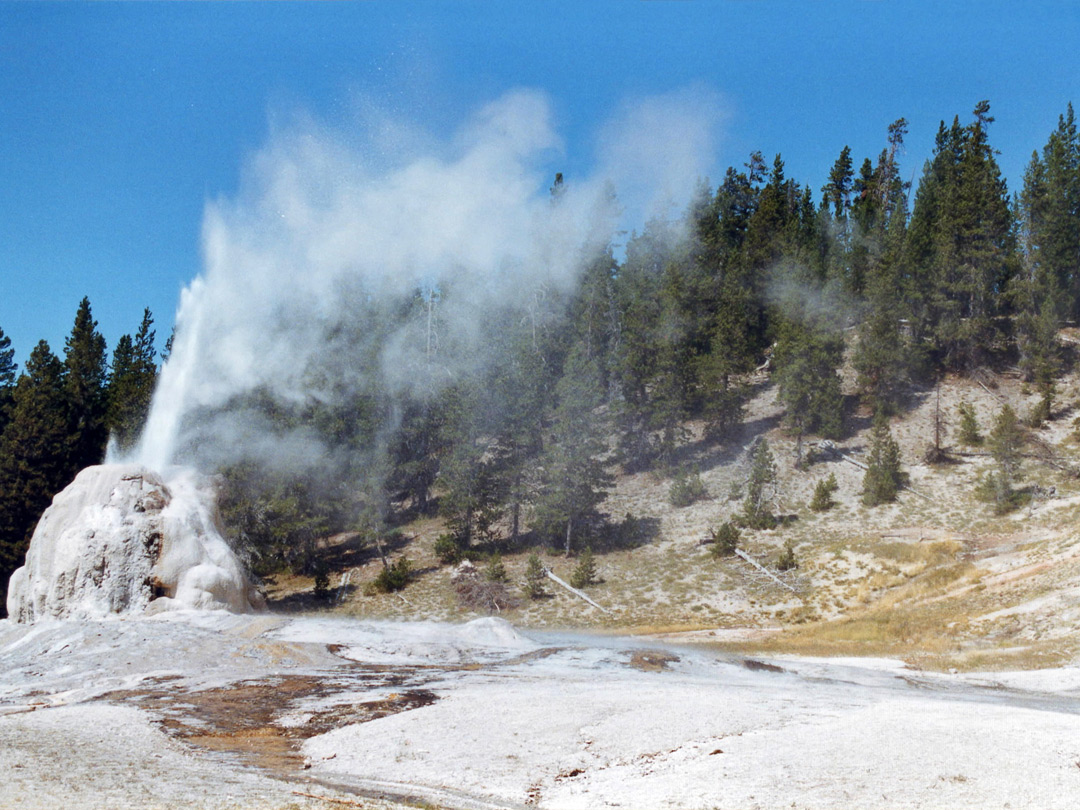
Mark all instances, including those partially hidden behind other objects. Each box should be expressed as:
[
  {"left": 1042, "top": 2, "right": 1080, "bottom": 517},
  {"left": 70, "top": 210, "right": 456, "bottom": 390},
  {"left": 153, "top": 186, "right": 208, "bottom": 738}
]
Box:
[{"left": 2, "top": 1, "right": 1079, "bottom": 368}]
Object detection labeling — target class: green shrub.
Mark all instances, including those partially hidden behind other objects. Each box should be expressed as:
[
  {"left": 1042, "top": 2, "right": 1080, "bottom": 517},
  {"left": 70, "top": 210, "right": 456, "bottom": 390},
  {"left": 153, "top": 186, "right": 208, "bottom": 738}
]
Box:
[
  {"left": 569, "top": 547, "right": 599, "bottom": 588},
  {"left": 484, "top": 552, "right": 507, "bottom": 583},
  {"left": 708, "top": 522, "right": 740, "bottom": 557},
  {"left": 777, "top": 539, "right": 798, "bottom": 571},
  {"left": 809, "top": 473, "right": 838, "bottom": 512},
  {"left": 974, "top": 472, "right": 1028, "bottom": 515},
  {"left": 1027, "top": 384, "right": 1054, "bottom": 428},
  {"left": 433, "top": 533, "right": 464, "bottom": 565},
  {"left": 373, "top": 556, "right": 413, "bottom": 593}
]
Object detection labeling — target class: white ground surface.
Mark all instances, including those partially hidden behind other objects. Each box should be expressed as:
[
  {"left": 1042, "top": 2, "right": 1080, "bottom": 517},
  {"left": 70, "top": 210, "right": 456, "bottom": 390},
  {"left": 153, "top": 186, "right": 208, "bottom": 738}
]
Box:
[{"left": 2, "top": 613, "right": 1080, "bottom": 809}]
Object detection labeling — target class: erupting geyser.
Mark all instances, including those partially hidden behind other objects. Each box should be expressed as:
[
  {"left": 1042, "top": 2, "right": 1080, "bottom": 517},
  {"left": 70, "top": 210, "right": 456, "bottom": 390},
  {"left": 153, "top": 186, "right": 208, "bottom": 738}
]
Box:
[
  {"left": 6, "top": 464, "right": 264, "bottom": 622},
  {"left": 5, "top": 89, "right": 718, "bottom": 622}
]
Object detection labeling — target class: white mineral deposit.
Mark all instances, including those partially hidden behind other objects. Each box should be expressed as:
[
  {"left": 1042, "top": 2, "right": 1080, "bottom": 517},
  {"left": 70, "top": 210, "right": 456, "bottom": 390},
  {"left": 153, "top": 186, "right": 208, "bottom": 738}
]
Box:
[{"left": 6, "top": 464, "right": 263, "bottom": 622}]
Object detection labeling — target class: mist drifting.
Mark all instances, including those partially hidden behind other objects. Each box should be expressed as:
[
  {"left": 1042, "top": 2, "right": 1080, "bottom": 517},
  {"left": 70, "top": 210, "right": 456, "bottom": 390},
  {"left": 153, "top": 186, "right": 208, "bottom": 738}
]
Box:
[{"left": 129, "top": 88, "right": 720, "bottom": 476}]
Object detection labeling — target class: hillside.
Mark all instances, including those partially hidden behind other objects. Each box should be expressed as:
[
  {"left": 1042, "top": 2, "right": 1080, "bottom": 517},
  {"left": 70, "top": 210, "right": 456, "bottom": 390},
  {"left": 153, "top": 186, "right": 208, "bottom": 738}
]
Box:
[{"left": 259, "top": 334, "right": 1080, "bottom": 674}]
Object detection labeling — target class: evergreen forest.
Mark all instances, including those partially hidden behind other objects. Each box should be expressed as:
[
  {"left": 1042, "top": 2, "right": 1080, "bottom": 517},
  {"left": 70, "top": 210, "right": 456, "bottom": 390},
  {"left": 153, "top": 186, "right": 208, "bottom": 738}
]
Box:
[{"left": 3, "top": 101, "right": 1080, "bottom": 612}]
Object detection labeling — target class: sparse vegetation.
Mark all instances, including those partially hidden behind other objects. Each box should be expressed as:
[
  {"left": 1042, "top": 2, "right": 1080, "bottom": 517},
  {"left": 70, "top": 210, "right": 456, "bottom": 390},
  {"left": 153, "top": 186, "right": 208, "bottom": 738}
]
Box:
[{"left": 668, "top": 469, "right": 708, "bottom": 507}]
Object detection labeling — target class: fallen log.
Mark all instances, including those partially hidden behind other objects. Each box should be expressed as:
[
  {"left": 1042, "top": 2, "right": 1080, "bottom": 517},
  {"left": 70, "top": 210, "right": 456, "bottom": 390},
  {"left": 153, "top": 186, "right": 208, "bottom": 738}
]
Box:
[
  {"left": 951, "top": 450, "right": 1074, "bottom": 461},
  {"left": 975, "top": 378, "right": 1006, "bottom": 403},
  {"left": 544, "top": 568, "right": 610, "bottom": 613},
  {"left": 733, "top": 549, "right": 799, "bottom": 596},
  {"left": 833, "top": 449, "right": 868, "bottom": 471}
]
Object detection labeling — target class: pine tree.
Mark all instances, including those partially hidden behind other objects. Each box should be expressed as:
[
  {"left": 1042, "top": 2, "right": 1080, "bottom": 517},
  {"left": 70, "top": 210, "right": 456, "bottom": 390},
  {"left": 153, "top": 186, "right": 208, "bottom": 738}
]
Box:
[
  {"left": 0, "top": 342, "right": 72, "bottom": 608},
  {"left": 569, "top": 247, "right": 619, "bottom": 397},
  {"left": 979, "top": 404, "right": 1024, "bottom": 513},
  {"left": 569, "top": 546, "right": 599, "bottom": 588},
  {"left": 106, "top": 310, "right": 158, "bottom": 454},
  {"left": 1019, "top": 104, "right": 1080, "bottom": 319},
  {"left": 485, "top": 318, "right": 554, "bottom": 542},
  {"left": 387, "top": 399, "right": 444, "bottom": 515},
  {"left": 106, "top": 309, "right": 157, "bottom": 453},
  {"left": 906, "top": 102, "right": 1017, "bottom": 370},
  {"left": 957, "top": 401, "right": 982, "bottom": 445},
  {"left": 773, "top": 318, "right": 844, "bottom": 461},
  {"left": 533, "top": 346, "right": 613, "bottom": 555},
  {"left": 822, "top": 145, "right": 854, "bottom": 221},
  {"left": 743, "top": 154, "right": 795, "bottom": 272},
  {"left": 437, "top": 384, "right": 500, "bottom": 547},
  {"left": 820, "top": 146, "right": 855, "bottom": 290},
  {"left": 738, "top": 439, "right": 778, "bottom": 529},
  {"left": 852, "top": 301, "right": 909, "bottom": 414},
  {"left": 988, "top": 404, "right": 1023, "bottom": 482},
  {"left": 63, "top": 297, "right": 109, "bottom": 473},
  {"left": 1015, "top": 108, "right": 1076, "bottom": 379},
  {"left": 611, "top": 219, "right": 675, "bottom": 470},
  {"left": 524, "top": 552, "right": 547, "bottom": 599},
  {"left": 809, "top": 473, "right": 838, "bottom": 512},
  {"left": 862, "top": 413, "right": 904, "bottom": 506},
  {"left": 708, "top": 521, "right": 741, "bottom": 557},
  {"left": 0, "top": 326, "right": 16, "bottom": 436}
]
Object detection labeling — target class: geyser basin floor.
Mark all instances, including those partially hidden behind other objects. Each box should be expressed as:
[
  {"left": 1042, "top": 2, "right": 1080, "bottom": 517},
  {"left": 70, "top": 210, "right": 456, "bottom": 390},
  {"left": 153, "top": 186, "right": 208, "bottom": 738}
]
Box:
[{"left": 2, "top": 615, "right": 1080, "bottom": 810}]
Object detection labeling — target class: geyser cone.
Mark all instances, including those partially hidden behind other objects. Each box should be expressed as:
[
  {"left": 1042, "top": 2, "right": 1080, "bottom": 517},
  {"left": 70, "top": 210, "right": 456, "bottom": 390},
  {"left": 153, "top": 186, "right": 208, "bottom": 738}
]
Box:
[{"left": 6, "top": 464, "right": 264, "bottom": 622}]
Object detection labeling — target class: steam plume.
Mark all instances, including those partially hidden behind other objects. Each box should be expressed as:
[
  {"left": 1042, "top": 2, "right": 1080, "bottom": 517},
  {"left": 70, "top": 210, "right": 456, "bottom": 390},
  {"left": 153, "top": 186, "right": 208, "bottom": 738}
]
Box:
[{"left": 126, "top": 87, "right": 722, "bottom": 475}]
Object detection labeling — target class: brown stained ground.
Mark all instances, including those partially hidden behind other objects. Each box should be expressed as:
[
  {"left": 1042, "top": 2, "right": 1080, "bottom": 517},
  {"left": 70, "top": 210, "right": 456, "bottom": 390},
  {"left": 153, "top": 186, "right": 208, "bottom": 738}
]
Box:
[
  {"left": 99, "top": 662, "right": 435, "bottom": 780},
  {"left": 96, "top": 644, "right": 569, "bottom": 793},
  {"left": 627, "top": 649, "right": 680, "bottom": 672}
]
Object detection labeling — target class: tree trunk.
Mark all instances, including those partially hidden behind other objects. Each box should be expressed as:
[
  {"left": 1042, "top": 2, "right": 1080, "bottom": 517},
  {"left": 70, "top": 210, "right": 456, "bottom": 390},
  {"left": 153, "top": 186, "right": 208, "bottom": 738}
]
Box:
[
  {"left": 373, "top": 535, "right": 390, "bottom": 570},
  {"left": 564, "top": 516, "right": 573, "bottom": 557}
]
